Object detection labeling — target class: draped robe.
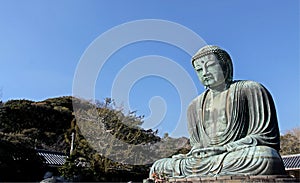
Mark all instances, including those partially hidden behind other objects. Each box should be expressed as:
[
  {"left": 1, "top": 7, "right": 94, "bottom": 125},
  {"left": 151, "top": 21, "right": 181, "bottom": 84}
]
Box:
[{"left": 149, "top": 80, "right": 286, "bottom": 178}]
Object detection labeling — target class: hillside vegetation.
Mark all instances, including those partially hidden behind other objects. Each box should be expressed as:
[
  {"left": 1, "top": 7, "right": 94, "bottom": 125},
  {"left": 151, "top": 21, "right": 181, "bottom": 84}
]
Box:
[{"left": 0, "top": 96, "right": 190, "bottom": 181}]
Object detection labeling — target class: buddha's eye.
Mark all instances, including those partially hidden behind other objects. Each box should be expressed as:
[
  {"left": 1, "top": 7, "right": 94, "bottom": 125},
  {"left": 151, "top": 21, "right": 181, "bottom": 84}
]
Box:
[
  {"left": 207, "top": 62, "right": 217, "bottom": 67},
  {"left": 196, "top": 68, "right": 203, "bottom": 72}
]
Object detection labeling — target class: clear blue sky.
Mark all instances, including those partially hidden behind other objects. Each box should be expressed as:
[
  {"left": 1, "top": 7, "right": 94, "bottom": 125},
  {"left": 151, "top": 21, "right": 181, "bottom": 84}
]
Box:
[{"left": 0, "top": 0, "right": 299, "bottom": 137}]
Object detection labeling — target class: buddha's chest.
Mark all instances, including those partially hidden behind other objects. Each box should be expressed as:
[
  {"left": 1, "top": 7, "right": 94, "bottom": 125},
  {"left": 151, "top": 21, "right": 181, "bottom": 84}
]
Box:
[{"left": 202, "top": 91, "right": 230, "bottom": 138}]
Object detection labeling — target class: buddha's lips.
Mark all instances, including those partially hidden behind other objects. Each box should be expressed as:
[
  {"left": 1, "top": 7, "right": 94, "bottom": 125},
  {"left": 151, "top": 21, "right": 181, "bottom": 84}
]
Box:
[{"left": 203, "top": 77, "right": 213, "bottom": 82}]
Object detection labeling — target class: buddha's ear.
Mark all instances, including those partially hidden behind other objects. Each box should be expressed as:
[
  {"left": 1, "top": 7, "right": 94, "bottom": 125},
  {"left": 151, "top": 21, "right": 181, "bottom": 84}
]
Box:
[
  {"left": 224, "top": 58, "right": 233, "bottom": 83},
  {"left": 225, "top": 67, "right": 230, "bottom": 82},
  {"left": 224, "top": 69, "right": 232, "bottom": 84}
]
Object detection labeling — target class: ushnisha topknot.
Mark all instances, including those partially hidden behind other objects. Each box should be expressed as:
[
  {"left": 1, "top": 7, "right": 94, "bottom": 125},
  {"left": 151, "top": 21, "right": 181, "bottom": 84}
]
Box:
[
  {"left": 192, "top": 45, "right": 228, "bottom": 64},
  {"left": 192, "top": 45, "right": 233, "bottom": 83}
]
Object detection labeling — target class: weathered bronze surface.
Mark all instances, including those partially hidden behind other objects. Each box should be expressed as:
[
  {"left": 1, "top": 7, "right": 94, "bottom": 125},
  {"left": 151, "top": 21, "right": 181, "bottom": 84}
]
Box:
[{"left": 149, "top": 45, "right": 286, "bottom": 179}]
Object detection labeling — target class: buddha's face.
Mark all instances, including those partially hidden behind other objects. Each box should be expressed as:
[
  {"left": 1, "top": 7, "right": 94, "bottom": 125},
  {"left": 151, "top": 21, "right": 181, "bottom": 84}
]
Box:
[{"left": 193, "top": 54, "right": 226, "bottom": 89}]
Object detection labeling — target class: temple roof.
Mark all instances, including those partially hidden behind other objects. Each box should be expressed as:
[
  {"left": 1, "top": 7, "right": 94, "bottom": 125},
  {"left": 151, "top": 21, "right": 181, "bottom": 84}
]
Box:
[
  {"left": 282, "top": 153, "right": 300, "bottom": 170},
  {"left": 36, "top": 149, "right": 68, "bottom": 167}
]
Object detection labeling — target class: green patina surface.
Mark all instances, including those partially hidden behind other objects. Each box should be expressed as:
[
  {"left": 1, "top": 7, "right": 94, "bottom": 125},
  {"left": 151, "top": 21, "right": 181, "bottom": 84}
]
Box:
[{"left": 149, "top": 45, "right": 287, "bottom": 180}]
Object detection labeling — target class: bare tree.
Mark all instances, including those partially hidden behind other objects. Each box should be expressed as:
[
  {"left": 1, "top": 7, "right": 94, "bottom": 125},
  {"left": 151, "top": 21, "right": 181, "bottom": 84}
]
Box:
[{"left": 280, "top": 126, "right": 300, "bottom": 155}]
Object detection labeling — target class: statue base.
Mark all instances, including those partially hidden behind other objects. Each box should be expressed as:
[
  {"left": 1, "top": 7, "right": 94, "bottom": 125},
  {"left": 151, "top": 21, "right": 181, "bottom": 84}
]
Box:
[{"left": 144, "top": 175, "right": 299, "bottom": 183}]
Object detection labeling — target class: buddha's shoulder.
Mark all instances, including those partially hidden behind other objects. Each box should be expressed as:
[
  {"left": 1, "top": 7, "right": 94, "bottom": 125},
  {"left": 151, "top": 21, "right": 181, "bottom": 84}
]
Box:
[
  {"left": 188, "top": 91, "right": 207, "bottom": 107},
  {"left": 230, "top": 80, "right": 265, "bottom": 89},
  {"left": 188, "top": 81, "right": 266, "bottom": 107}
]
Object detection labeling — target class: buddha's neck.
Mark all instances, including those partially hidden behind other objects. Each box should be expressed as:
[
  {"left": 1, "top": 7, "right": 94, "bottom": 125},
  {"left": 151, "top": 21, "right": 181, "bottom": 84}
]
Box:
[{"left": 209, "top": 83, "right": 229, "bottom": 94}]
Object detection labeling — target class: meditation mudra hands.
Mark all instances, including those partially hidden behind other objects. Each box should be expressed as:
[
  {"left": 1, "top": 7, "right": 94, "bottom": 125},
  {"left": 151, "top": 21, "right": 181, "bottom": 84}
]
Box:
[
  {"left": 190, "top": 146, "right": 227, "bottom": 158},
  {"left": 172, "top": 146, "right": 227, "bottom": 159}
]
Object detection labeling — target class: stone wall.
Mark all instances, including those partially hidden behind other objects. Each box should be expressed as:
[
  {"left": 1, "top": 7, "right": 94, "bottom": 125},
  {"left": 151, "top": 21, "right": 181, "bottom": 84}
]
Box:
[
  {"left": 144, "top": 175, "right": 299, "bottom": 183},
  {"left": 167, "top": 175, "right": 299, "bottom": 183}
]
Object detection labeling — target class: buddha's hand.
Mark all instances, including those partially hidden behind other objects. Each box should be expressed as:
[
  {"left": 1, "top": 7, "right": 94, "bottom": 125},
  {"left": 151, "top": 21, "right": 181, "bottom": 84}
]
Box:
[
  {"left": 191, "top": 146, "right": 227, "bottom": 158},
  {"left": 172, "top": 153, "right": 187, "bottom": 159}
]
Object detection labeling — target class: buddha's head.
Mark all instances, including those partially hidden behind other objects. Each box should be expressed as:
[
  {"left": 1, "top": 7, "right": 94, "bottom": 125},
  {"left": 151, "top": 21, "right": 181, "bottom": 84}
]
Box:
[{"left": 191, "top": 45, "right": 233, "bottom": 89}]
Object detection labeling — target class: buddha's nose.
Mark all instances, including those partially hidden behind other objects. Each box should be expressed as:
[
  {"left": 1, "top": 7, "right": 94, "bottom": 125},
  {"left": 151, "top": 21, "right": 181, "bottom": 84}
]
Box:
[{"left": 202, "top": 67, "right": 209, "bottom": 77}]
